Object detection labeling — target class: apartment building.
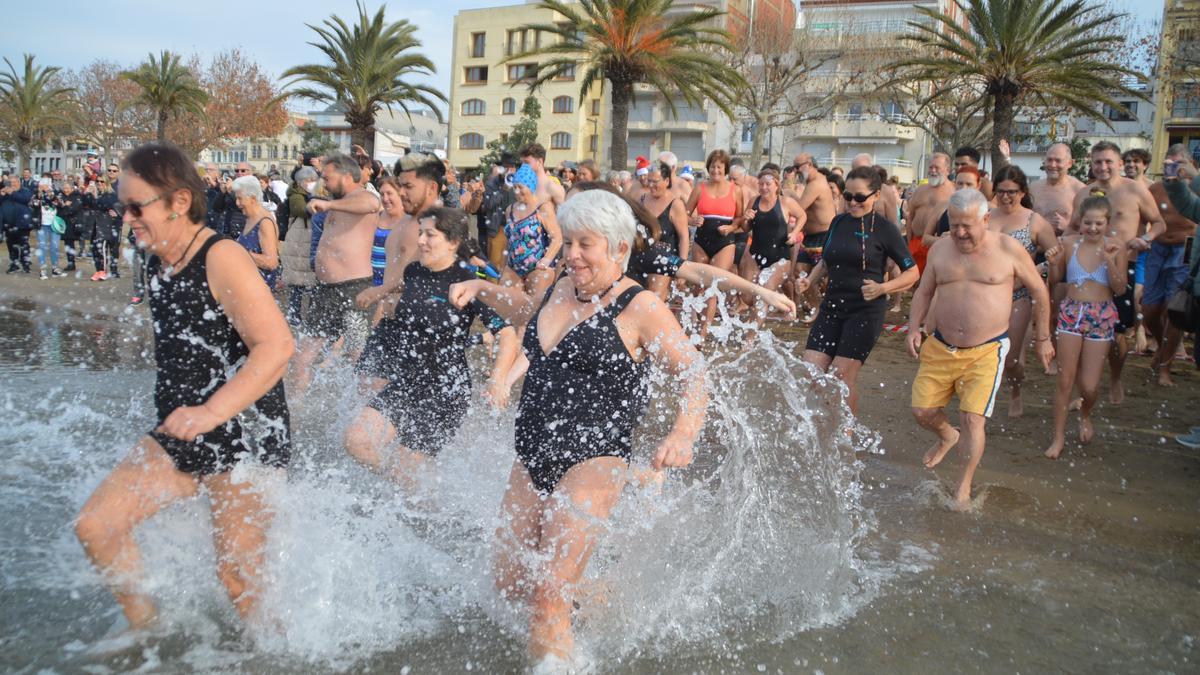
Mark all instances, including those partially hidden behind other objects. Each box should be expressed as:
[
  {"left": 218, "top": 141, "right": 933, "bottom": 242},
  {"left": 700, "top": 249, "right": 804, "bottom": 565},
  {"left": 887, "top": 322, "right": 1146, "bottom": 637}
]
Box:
[
  {"left": 307, "top": 106, "right": 448, "bottom": 165},
  {"left": 200, "top": 114, "right": 308, "bottom": 174},
  {"left": 1150, "top": 0, "right": 1200, "bottom": 167}
]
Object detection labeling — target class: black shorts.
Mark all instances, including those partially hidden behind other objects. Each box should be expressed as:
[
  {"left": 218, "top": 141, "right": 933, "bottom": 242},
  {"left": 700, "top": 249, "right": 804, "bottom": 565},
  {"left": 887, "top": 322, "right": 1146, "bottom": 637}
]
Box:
[
  {"left": 805, "top": 303, "right": 886, "bottom": 362},
  {"left": 356, "top": 315, "right": 403, "bottom": 381},
  {"left": 302, "top": 277, "right": 372, "bottom": 340},
  {"left": 368, "top": 380, "right": 468, "bottom": 457},
  {"left": 796, "top": 231, "right": 828, "bottom": 267},
  {"left": 732, "top": 231, "right": 749, "bottom": 267},
  {"left": 149, "top": 404, "right": 291, "bottom": 476},
  {"left": 1113, "top": 261, "right": 1136, "bottom": 333}
]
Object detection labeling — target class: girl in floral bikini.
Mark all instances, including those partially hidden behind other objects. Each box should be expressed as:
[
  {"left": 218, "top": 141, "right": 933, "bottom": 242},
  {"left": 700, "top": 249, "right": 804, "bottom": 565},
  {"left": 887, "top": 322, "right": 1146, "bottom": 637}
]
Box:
[{"left": 503, "top": 163, "right": 561, "bottom": 298}]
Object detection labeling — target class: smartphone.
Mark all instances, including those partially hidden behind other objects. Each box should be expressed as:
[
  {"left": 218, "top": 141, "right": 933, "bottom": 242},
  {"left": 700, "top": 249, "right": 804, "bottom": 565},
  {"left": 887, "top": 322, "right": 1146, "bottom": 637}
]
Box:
[
  {"left": 1185, "top": 235, "right": 1194, "bottom": 264},
  {"left": 1164, "top": 161, "right": 1180, "bottom": 179}
]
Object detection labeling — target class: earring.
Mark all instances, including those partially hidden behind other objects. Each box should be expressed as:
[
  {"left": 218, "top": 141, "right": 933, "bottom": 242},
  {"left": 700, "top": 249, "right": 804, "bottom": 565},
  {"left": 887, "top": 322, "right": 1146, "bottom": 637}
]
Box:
[{"left": 167, "top": 212, "right": 178, "bottom": 220}]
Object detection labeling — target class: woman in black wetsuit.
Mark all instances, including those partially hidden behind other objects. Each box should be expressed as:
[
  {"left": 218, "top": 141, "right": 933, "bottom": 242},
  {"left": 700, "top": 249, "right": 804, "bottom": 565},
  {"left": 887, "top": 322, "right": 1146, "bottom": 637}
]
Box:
[
  {"left": 737, "top": 168, "right": 807, "bottom": 327},
  {"left": 75, "top": 142, "right": 294, "bottom": 630},
  {"left": 448, "top": 189, "right": 709, "bottom": 669},
  {"left": 795, "top": 165, "right": 919, "bottom": 412},
  {"left": 344, "top": 207, "right": 519, "bottom": 491}
]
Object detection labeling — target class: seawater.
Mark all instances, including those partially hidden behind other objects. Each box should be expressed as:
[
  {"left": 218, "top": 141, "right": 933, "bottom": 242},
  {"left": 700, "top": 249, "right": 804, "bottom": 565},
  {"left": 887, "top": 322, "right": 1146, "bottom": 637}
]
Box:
[{"left": 0, "top": 301, "right": 885, "bottom": 673}]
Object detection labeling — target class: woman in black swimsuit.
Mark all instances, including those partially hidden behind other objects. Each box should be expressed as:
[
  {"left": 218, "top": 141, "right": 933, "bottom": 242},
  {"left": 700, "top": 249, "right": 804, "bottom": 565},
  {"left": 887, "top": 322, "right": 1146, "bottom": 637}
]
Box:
[
  {"left": 737, "top": 168, "right": 807, "bottom": 327},
  {"left": 449, "top": 189, "right": 708, "bottom": 669},
  {"left": 75, "top": 142, "right": 294, "bottom": 630}
]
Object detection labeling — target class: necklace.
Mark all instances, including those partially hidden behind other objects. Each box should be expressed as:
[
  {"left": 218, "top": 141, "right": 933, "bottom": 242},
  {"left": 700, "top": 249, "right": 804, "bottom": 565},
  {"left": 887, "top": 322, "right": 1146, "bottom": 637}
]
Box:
[
  {"left": 163, "top": 226, "right": 206, "bottom": 276},
  {"left": 860, "top": 212, "right": 875, "bottom": 271},
  {"left": 575, "top": 273, "right": 623, "bottom": 303}
]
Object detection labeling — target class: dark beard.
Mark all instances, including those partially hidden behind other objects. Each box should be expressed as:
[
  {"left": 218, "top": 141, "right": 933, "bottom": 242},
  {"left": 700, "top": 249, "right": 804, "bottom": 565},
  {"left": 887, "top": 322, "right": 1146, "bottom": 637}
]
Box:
[{"left": 328, "top": 183, "right": 345, "bottom": 199}]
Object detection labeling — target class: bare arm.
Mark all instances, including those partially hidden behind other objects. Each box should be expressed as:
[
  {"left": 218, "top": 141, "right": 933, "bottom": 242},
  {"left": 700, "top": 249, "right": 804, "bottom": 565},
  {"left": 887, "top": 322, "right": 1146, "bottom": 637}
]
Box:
[
  {"left": 1105, "top": 238, "right": 1129, "bottom": 295},
  {"left": 537, "top": 202, "right": 562, "bottom": 267},
  {"left": 782, "top": 195, "right": 807, "bottom": 243},
  {"left": 669, "top": 199, "right": 690, "bottom": 258},
  {"left": 1011, "top": 242, "right": 1051, "bottom": 341},
  {"left": 676, "top": 261, "right": 796, "bottom": 317},
  {"left": 1066, "top": 187, "right": 1089, "bottom": 233},
  {"left": 158, "top": 239, "right": 294, "bottom": 440},
  {"left": 1031, "top": 212, "right": 1059, "bottom": 252},
  {"left": 905, "top": 248, "right": 938, "bottom": 356},
  {"left": 448, "top": 278, "right": 536, "bottom": 327},
  {"left": 794, "top": 176, "right": 824, "bottom": 211},
  {"left": 1137, "top": 183, "right": 1167, "bottom": 243},
  {"left": 320, "top": 188, "right": 381, "bottom": 215},
  {"left": 633, "top": 293, "right": 708, "bottom": 468}
]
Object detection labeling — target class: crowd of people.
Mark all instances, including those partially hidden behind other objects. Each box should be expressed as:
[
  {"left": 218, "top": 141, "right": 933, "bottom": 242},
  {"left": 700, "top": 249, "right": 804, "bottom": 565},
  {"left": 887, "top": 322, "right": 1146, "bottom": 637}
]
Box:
[{"left": 4, "top": 134, "right": 1195, "bottom": 670}]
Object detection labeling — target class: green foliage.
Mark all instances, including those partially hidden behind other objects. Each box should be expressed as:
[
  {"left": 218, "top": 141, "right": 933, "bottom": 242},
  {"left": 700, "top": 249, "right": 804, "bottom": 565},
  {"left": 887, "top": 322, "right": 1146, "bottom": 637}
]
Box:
[
  {"left": 896, "top": 0, "right": 1147, "bottom": 171},
  {"left": 0, "top": 55, "right": 76, "bottom": 170},
  {"left": 122, "top": 50, "right": 209, "bottom": 141},
  {"left": 300, "top": 121, "right": 337, "bottom": 156},
  {"left": 1067, "top": 136, "right": 1091, "bottom": 182},
  {"left": 503, "top": 0, "right": 745, "bottom": 169},
  {"left": 478, "top": 96, "right": 541, "bottom": 168},
  {"left": 280, "top": 1, "right": 446, "bottom": 157}
]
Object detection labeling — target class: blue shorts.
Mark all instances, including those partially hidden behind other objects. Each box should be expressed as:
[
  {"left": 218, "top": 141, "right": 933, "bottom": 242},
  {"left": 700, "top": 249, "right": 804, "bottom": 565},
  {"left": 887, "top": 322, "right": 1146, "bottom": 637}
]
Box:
[
  {"left": 1134, "top": 250, "right": 1148, "bottom": 286},
  {"left": 1142, "top": 241, "right": 1188, "bottom": 307}
]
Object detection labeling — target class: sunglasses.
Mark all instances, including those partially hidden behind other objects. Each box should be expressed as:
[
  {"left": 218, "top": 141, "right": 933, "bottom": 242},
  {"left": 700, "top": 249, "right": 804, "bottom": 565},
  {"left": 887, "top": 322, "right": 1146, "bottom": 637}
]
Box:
[
  {"left": 842, "top": 189, "right": 878, "bottom": 203},
  {"left": 117, "top": 192, "right": 167, "bottom": 218},
  {"left": 107, "top": 168, "right": 119, "bottom": 173}
]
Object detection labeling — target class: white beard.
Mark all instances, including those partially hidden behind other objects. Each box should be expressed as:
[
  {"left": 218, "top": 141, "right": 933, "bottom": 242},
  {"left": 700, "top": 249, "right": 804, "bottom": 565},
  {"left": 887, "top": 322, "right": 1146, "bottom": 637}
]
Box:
[{"left": 927, "top": 175, "right": 946, "bottom": 187}]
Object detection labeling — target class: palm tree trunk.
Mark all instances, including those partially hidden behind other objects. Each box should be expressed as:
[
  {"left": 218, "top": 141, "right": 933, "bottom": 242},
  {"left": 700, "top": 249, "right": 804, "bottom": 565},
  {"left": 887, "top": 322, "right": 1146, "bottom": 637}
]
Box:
[
  {"left": 991, "top": 92, "right": 1014, "bottom": 173},
  {"left": 157, "top": 109, "right": 168, "bottom": 142},
  {"left": 609, "top": 80, "right": 633, "bottom": 172}
]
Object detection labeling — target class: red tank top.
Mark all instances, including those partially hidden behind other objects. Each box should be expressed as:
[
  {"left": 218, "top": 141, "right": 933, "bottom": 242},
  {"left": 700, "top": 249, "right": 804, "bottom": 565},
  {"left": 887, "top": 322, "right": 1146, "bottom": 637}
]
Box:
[{"left": 696, "top": 182, "right": 737, "bottom": 219}]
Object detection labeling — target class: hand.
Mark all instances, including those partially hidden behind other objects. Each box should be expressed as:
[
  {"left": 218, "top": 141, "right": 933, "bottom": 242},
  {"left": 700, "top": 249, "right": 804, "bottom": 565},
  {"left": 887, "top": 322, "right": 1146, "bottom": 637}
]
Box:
[
  {"left": 535, "top": 256, "right": 552, "bottom": 270},
  {"left": 744, "top": 209, "right": 757, "bottom": 222},
  {"left": 484, "top": 377, "right": 511, "bottom": 409},
  {"left": 786, "top": 230, "right": 801, "bottom": 245},
  {"left": 1103, "top": 241, "right": 1122, "bottom": 262},
  {"left": 652, "top": 430, "right": 694, "bottom": 469},
  {"left": 351, "top": 144, "right": 367, "bottom": 158},
  {"left": 156, "top": 404, "right": 224, "bottom": 442},
  {"left": 1127, "top": 237, "right": 1150, "bottom": 252},
  {"left": 1044, "top": 243, "right": 1064, "bottom": 264},
  {"left": 448, "top": 279, "right": 486, "bottom": 309},
  {"left": 690, "top": 214, "right": 703, "bottom": 227},
  {"left": 1035, "top": 338, "right": 1055, "bottom": 371},
  {"left": 308, "top": 199, "right": 330, "bottom": 214},
  {"left": 998, "top": 138, "right": 1011, "bottom": 158},
  {"left": 762, "top": 290, "right": 797, "bottom": 318},
  {"left": 905, "top": 330, "right": 923, "bottom": 359},
  {"left": 861, "top": 279, "right": 885, "bottom": 301},
  {"left": 354, "top": 286, "right": 380, "bottom": 310},
  {"left": 718, "top": 224, "right": 736, "bottom": 236}
]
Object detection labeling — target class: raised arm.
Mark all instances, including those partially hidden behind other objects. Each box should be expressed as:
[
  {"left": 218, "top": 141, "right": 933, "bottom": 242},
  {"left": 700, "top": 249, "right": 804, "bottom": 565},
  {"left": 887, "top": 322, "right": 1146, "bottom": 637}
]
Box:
[
  {"left": 448, "top": 278, "right": 537, "bottom": 327},
  {"left": 677, "top": 260, "right": 796, "bottom": 317}
]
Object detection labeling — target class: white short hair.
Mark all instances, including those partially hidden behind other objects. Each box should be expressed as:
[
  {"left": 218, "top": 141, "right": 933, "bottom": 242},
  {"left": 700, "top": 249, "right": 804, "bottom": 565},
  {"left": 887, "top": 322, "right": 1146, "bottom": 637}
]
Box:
[
  {"left": 617, "top": 170, "right": 631, "bottom": 181},
  {"left": 658, "top": 151, "right": 678, "bottom": 169},
  {"left": 558, "top": 189, "right": 636, "bottom": 270},
  {"left": 232, "top": 175, "right": 263, "bottom": 203},
  {"left": 948, "top": 187, "right": 988, "bottom": 220},
  {"left": 729, "top": 164, "right": 746, "bottom": 179}
]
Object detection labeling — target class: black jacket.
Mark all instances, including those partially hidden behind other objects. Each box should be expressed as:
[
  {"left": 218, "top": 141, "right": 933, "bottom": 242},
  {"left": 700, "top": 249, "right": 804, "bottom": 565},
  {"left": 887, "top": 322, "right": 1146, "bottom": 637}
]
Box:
[
  {"left": 56, "top": 192, "right": 86, "bottom": 239},
  {"left": 1, "top": 186, "right": 34, "bottom": 232}
]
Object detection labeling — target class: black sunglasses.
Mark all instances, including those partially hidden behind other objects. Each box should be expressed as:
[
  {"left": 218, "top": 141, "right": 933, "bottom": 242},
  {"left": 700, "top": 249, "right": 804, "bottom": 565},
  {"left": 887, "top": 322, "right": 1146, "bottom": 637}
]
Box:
[
  {"left": 117, "top": 193, "right": 167, "bottom": 219},
  {"left": 842, "top": 189, "right": 878, "bottom": 203}
]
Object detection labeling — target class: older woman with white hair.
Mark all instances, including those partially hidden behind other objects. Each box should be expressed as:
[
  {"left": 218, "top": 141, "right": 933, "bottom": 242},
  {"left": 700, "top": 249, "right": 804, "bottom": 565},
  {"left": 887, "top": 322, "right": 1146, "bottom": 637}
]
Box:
[
  {"left": 449, "top": 189, "right": 709, "bottom": 670},
  {"left": 232, "top": 174, "right": 280, "bottom": 287}
]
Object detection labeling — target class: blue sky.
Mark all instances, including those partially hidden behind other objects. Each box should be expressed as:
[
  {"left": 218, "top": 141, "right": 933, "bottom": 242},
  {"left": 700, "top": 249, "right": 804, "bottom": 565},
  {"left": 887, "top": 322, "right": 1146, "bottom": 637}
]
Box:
[{"left": 0, "top": 0, "right": 1165, "bottom": 115}]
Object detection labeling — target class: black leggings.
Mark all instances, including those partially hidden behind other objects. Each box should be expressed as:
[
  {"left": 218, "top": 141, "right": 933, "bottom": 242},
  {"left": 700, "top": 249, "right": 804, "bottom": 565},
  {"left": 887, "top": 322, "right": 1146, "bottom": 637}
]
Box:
[
  {"left": 5, "top": 230, "right": 30, "bottom": 269},
  {"left": 91, "top": 237, "right": 118, "bottom": 272}
]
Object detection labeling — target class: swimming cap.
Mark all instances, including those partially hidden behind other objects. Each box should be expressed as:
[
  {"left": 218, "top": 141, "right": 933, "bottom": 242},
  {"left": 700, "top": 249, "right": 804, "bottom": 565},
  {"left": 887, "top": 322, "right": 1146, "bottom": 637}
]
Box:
[{"left": 514, "top": 163, "right": 538, "bottom": 193}]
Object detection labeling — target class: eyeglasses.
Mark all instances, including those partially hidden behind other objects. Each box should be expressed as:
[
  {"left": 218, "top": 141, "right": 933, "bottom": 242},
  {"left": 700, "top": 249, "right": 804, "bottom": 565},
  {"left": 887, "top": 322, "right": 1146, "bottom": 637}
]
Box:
[
  {"left": 842, "top": 189, "right": 878, "bottom": 203},
  {"left": 236, "top": 168, "right": 250, "bottom": 174},
  {"left": 107, "top": 168, "right": 119, "bottom": 173},
  {"left": 117, "top": 193, "right": 167, "bottom": 219},
  {"left": 995, "top": 188, "right": 1021, "bottom": 197}
]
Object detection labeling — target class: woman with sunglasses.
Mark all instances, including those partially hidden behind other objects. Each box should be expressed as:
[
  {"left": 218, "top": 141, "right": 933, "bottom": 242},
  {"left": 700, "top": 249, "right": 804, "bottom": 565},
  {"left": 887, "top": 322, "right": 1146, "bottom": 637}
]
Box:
[
  {"left": 795, "top": 165, "right": 919, "bottom": 412},
  {"left": 86, "top": 178, "right": 121, "bottom": 281},
  {"left": 75, "top": 142, "right": 293, "bottom": 632},
  {"left": 987, "top": 165, "right": 1058, "bottom": 418}
]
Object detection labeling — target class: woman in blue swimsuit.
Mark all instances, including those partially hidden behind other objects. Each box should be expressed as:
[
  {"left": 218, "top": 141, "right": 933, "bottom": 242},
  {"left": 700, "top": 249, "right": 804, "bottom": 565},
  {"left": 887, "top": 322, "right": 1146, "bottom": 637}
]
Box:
[{"left": 503, "top": 163, "right": 561, "bottom": 299}]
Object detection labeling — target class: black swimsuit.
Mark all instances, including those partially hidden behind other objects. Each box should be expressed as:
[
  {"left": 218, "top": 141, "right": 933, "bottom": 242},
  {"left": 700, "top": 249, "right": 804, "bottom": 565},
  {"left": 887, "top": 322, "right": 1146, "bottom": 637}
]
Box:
[
  {"left": 514, "top": 281, "right": 651, "bottom": 494},
  {"left": 645, "top": 197, "right": 679, "bottom": 253},
  {"left": 748, "top": 196, "right": 790, "bottom": 268},
  {"left": 147, "top": 235, "right": 291, "bottom": 475}
]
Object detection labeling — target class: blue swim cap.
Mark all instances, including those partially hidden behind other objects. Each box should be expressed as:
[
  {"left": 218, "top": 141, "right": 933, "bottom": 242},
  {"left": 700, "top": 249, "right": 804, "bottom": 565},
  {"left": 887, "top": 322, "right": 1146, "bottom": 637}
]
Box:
[{"left": 514, "top": 163, "right": 538, "bottom": 193}]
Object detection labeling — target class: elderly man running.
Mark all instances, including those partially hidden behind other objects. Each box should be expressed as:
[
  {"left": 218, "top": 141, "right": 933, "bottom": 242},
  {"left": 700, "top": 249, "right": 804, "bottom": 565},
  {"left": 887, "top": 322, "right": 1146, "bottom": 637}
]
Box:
[{"left": 906, "top": 189, "right": 1054, "bottom": 511}]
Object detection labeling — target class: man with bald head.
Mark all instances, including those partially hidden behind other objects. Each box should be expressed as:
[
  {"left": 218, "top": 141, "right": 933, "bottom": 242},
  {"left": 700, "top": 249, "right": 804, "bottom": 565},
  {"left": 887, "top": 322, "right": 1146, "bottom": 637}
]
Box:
[
  {"left": 1029, "top": 143, "right": 1086, "bottom": 235},
  {"left": 902, "top": 153, "right": 954, "bottom": 273},
  {"left": 659, "top": 151, "right": 691, "bottom": 200},
  {"left": 852, "top": 154, "right": 900, "bottom": 221}
]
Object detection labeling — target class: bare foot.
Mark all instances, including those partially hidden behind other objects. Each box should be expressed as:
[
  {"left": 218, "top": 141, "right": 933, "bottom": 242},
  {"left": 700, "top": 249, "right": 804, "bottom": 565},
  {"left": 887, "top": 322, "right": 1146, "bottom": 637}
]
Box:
[
  {"left": 1068, "top": 397, "right": 1082, "bottom": 412},
  {"left": 949, "top": 489, "right": 973, "bottom": 512},
  {"left": 1156, "top": 367, "right": 1175, "bottom": 388},
  {"left": 628, "top": 467, "right": 665, "bottom": 493},
  {"left": 923, "top": 427, "right": 960, "bottom": 469},
  {"left": 1078, "top": 416, "right": 1094, "bottom": 444},
  {"left": 1008, "top": 391, "right": 1023, "bottom": 418},
  {"left": 1044, "top": 437, "right": 1065, "bottom": 459},
  {"left": 1109, "top": 380, "right": 1124, "bottom": 405}
]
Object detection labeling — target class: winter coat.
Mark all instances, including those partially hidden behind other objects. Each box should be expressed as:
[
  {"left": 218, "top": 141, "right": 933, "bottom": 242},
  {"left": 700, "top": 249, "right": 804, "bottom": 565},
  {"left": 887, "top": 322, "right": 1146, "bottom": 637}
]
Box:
[
  {"left": 281, "top": 183, "right": 316, "bottom": 287},
  {"left": 1, "top": 187, "right": 34, "bottom": 232},
  {"left": 86, "top": 191, "right": 121, "bottom": 241},
  {"left": 56, "top": 192, "right": 85, "bottom": 239}
]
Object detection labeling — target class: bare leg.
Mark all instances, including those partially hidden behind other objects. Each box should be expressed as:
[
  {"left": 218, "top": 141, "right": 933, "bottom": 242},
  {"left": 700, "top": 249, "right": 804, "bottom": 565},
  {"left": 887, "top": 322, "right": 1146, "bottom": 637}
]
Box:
[
  {"left": 911, "top": 407, "right": 960, "bottom": 468},
  {"left": 1107, "top": 332, "right": 1128, "bottom": 405},
  {"left": 75, "top": 438, "right": 200, "bottom": 628},
  {"left": 1076, "top": 339, "right": 1109, "bottom": 444},
  {"left": 1006, "top": 296, "right": 1032, "bottom": 418},
  {"left": 288, "top": 335, "right": 327, "bottom": 399},
  {"left": 492, "top": 461, "right": 545, "bottom": 605},
  {"left": 1145, "top": 303, "right": 1182, "bottom": 387},
  {"left": 951, "top": 412, "right": 987, "bottom": 511},
  {"left": 529, "top": 457, "right": 626, "bottom": 663},
  {"left": 1046, "top": 334, "right": 1082, "bottom": 459},
  {"left": 203, "top": 469, "right": 279, "bottom": 624},
  {"left": 699, "top": 245, "right": 736, "bottom": 338},
  {"left": 343, "top": 406, "right": 429, "bottom": 493},
  {"left": 802, "top": 349, "right": 833, "bottom": 373},
  {"left": 830, "top": 356, "right": 865, "bottom": 413}
]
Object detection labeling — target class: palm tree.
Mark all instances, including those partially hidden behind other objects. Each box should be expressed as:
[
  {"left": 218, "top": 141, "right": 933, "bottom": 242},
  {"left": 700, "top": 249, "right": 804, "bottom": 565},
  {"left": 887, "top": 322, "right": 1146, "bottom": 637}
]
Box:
[
  {"left": 280, "top": 2, "right": 447, "bottom": 158},
  {"left": 0, "top": 55, "right": 75, "bottom": 171},
  {"left": 122, "top": 51, "right": 209, "bottom": 141},
  {"left": 503, "top": 0, "right": 746, "bottom": 171},
  {"left": 897, "top": 0, "right": 1145, "bottom": 171}
]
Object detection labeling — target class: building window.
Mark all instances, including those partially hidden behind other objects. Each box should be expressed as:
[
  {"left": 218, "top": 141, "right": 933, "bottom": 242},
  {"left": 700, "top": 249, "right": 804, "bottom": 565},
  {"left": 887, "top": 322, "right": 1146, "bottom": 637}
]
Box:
[
  {"left": 470, "top": 32, "right": 486, "bottom": 58},
  {"left": 552, "top": 96, "right": 574, "bottom": 114},
  {"left": 1104, "top": 101, "right": 1137, "bottom": 121},
  {"left": 269, "top": 145, "right": 278, "bottom": 160},
  {"left": 251, "top": 145, "right": 262, "bottom": 159},
  {"left": 590, "top": 99, "right": 601, "bottom": 116},
  {"left": 589, "top": 134, "right": 598, "bottom": 152},
  {"left": 502, "top": 97, "right": 517, "bottom": 115},
  {"left": 459, "top": 133, "right": 484, "bottom": 150},
  {"left": 847, "top": 103, "right": 864, "bottom": 120},
  {"left": 507, "top": 63, "right": 538, "bottom": 83},
  {"left": 1172, "top": 95, "right": 1200, "bottom": 118},
  {"left": 550, "top": 132, "right": 571, "bottom": 149},
  {"left": 464, "top": 66, "right": 488, "bottom": 84},
  {"left": 506, "top": 28, "right": 541, "bottom": 56},
  {"left": 554, "top": 63, "right": 576, "bottom": 80},
  {"left": 462, "top": 98, "right": 486, "bottom": 116}
]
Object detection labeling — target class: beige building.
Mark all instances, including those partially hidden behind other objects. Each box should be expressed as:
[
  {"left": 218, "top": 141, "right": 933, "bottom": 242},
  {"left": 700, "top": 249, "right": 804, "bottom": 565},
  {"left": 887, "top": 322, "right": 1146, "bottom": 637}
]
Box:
[
  {"left": 448, "top": 3, "right": 607, "bottom": 168},
  {"left": 1150, "top": 0, "right": 1200, "bottom": 168},
  {"left": 200, "top": 114, "right": 308, "bottom": 174}
]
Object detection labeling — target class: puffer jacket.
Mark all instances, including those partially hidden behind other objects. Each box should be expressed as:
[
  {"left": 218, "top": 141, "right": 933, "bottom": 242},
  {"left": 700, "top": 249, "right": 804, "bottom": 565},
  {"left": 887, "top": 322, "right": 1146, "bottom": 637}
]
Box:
[
  {"left": 281, "top": 183, "right": 316, "bottom": 287},
  {"left": 56, "top": 191, "right": 85, "bottom": 239}
]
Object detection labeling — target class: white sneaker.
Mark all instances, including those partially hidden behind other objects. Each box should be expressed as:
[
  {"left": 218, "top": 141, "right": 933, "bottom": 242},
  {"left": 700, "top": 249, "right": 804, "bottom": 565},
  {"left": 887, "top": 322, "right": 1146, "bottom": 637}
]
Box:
[
  {"left": 39, "top": 270, "right": 48, "bottom": 280},
  {"left": 51, "top": 267, "right": 65, "bottom": 277}
]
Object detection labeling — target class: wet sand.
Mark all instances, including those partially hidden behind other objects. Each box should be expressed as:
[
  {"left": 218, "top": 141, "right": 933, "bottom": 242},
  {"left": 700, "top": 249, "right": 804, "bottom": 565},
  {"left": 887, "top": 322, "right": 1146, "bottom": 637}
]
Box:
[{"left": 3, "top": 273, "right": 1198, "bottom": 672}]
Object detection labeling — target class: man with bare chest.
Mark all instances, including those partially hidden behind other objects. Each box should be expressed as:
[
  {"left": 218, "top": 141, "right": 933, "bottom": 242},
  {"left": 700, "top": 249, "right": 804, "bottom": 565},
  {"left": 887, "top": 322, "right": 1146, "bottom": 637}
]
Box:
[
  {"left": 1029, "top": 143, "right": 1085, "bottom": 235},
  {"left": 1068, "top": 142, "right": 1166, "bottom": 402},
  {"left": 903, "top": 153, "right": 954, "bottom": 273},
  {"left": 292, "top": 153, "right": 383, "bottom": 395},
  {"left": 519, "top": 143, "right": 565, "bottom": 208},
  {"left": 907, "top": 189, "right": 1053, "bottom": 511},
  {"left": 852, "top": 154, "right": 900, "bottom": 222},
  {"left": 789, "top": 154, "right": 836, "bottom": 316}
]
